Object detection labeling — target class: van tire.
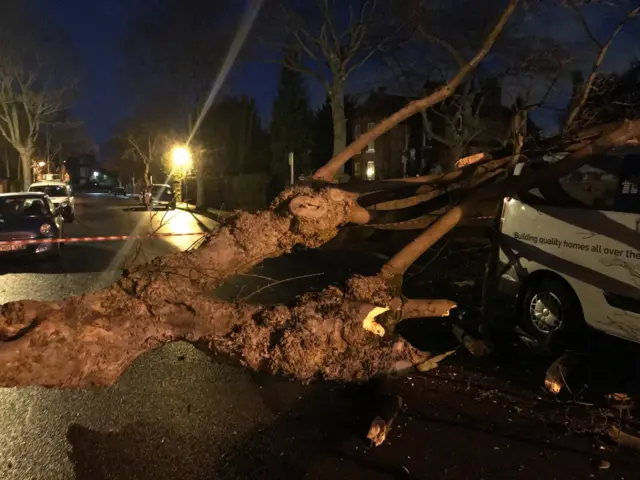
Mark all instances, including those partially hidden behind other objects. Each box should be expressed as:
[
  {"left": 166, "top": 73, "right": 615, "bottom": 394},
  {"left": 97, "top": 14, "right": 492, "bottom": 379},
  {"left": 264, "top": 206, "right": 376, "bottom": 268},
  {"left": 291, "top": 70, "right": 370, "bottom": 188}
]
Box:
[{"left": 519, "top": 277, "right": 585, "bottom": 351}]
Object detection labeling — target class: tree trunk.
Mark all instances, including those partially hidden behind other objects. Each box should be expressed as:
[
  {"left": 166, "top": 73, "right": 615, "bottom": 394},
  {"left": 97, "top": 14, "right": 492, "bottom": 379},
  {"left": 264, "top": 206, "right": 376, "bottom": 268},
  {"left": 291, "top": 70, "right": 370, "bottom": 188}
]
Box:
[
  {"left": 19, "top": 145, "right": 35, "bottom": 190},
  {"left": 0, "top": 187, "right": 454, "bottom": 388},
  {"left": 195, "top": 159, "right": 205, "bottom": 209},
  {"left": 144, "top": 162, "right": 150, "bottom": 186},
  {"left": 196, "top": 173, "right": 205, "bottom": 208},
  {"left": 329, "top": 82, "right": 347, "bottom": 174}
]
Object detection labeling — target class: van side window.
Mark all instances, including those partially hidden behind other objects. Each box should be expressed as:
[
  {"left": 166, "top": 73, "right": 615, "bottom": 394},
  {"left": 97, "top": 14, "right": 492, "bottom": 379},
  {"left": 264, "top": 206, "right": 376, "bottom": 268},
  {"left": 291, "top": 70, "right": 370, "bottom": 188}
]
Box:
[{"left": 533, "top": 156, "right": 622, "bottom": 210}]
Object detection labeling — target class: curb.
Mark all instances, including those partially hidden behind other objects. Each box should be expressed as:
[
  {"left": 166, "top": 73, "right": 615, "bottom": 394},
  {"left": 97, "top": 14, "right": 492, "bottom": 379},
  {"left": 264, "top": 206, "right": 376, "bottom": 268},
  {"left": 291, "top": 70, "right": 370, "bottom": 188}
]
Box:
[{"left": 176, "top": 203, "right": 231, "bottom": 219}]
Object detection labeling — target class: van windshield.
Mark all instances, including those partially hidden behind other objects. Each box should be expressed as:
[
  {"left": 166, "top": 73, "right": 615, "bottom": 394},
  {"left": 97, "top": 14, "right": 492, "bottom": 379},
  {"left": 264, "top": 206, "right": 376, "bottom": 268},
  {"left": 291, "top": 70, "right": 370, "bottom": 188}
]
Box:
[{"left": 150, "top": 185, "right": 172, "bottom": 196}]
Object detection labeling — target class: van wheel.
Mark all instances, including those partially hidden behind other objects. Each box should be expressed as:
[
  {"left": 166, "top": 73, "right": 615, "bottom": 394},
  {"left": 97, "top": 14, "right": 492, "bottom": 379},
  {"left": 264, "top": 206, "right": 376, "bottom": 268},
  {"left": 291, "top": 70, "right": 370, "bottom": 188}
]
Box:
[{"left": 519, "top": 277, "right": 585, "bottom": 350}]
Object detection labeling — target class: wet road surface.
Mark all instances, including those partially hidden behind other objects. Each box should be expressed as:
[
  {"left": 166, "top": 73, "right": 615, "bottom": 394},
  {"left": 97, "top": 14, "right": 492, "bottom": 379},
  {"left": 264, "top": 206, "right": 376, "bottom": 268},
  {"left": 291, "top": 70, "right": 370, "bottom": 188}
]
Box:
[{"left": 0, "top": 193, "right": 638, "bottom": 479}]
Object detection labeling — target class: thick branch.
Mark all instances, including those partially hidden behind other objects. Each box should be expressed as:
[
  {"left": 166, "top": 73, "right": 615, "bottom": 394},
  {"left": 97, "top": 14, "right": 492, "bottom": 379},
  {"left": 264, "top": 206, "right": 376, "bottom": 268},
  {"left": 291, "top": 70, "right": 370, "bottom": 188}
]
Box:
[
  {"left": 0, "top": 280, "right": 452, "bottom": 388},
  {"left": 381, "top": 118, "right": 640, "bottom": 278},
  {"left": 312, "top": 0, "right": 519, "bottom": 181}
]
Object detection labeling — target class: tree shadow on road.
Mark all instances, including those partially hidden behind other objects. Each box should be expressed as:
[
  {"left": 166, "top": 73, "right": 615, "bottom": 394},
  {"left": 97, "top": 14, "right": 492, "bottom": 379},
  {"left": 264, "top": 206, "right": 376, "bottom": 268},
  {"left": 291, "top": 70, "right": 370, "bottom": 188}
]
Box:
[{"left": 65, "top": 378, "right": 404, "bottom": 480}]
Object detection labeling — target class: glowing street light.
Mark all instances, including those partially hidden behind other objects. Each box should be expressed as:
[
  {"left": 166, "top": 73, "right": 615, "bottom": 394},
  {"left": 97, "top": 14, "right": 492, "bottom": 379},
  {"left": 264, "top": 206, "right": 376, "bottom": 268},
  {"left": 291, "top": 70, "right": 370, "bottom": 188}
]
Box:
[
  {"left": 171, "top": 145, "right": 192, "bottom": 169},
  {"left": 38, "top": 161, "right": 46, "bottom": 167}
]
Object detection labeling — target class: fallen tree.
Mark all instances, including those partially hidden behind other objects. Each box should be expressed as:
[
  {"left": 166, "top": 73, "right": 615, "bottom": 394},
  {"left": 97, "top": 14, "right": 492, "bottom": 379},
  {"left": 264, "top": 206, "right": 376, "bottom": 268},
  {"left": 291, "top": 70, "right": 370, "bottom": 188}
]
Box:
[{"left": 1, "top": 0, "right": 640, "bottom": 391}]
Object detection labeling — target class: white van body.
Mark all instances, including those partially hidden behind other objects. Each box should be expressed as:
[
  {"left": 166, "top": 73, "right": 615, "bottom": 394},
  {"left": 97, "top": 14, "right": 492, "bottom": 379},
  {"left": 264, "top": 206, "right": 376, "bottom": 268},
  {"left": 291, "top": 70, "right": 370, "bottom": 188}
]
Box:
[{"left": 497, "top": 149, "right": 640, "bottom": 344}]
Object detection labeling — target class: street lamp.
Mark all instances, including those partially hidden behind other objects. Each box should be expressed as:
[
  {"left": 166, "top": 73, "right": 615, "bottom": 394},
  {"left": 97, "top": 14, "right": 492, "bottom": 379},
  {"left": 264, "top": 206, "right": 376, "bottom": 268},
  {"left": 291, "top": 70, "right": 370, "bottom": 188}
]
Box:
[
  {"left": 38, "top": 161, "right": 46, "bottom": 167},
  {"left": 170, "top": 145, "right": 192, "bottom": 209},
  {"left": 170, "top": 145, "right": 192, "bottom": 169}
]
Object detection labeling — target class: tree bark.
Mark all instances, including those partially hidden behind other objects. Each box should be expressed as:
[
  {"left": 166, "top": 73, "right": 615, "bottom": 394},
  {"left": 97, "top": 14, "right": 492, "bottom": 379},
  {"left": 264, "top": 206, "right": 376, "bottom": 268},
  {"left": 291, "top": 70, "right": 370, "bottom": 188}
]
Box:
[
  {"left": 0, "top": 281, "right": 453, "bottom": 388},
  {"left": 19, "top": 144, "right": 35, "bottom": 189},
  {"left": 329, "top": 82, "right": 347, "bottom": 174},
  {"left": 144, "top": 161, "right": 151, "bottom": 186}
]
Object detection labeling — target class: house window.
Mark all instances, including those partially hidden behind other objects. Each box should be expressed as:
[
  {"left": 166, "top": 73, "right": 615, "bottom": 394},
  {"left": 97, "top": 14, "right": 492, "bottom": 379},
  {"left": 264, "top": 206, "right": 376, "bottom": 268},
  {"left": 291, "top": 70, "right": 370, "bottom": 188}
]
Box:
[
  {"left": 366, "top": 160, "right": 375, "bottom": 180},
  {"left": 367, "top": 122, "right": 375, "bottom": 152},
  {"left": 354, "top": 124, "right": 361, "bottom": 139},
  {"left": 354, "top": 160, "right": 361, "bottom": 178}
]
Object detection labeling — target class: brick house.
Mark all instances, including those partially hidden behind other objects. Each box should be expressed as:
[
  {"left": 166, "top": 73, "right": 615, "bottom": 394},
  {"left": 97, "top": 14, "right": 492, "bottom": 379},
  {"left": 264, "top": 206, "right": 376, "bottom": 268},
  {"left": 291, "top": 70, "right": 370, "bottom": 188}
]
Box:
[
  {"left": 349, "top": 83, "right": 539, "bottom": 181},
  {"left": 350, "top": 90, "right": 426, "bottom": 181}
]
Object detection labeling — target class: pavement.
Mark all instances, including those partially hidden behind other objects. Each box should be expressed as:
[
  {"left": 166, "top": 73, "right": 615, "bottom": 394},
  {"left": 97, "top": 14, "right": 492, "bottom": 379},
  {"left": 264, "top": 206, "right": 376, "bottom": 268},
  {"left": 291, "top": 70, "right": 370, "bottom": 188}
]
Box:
[{"left": 0, "top": 193, "right": 638, "bottom": 479}]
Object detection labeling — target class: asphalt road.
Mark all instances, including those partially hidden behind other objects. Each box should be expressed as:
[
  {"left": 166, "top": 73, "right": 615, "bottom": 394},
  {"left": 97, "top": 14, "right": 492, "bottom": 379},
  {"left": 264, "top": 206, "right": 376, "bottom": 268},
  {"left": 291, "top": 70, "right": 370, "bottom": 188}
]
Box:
[{"left": 0, "top": 193, "right": 638, "bottom": 479}]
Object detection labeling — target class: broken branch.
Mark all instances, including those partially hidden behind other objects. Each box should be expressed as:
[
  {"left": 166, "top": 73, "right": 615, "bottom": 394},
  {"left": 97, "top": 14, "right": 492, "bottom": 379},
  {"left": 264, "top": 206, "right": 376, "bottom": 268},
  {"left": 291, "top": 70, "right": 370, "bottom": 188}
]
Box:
[
  {"left": 380, "top": 118, "right": 640, "bottom": 278},
  {"left": 312, "top": 0, "right": 519, "bottom": 181}
]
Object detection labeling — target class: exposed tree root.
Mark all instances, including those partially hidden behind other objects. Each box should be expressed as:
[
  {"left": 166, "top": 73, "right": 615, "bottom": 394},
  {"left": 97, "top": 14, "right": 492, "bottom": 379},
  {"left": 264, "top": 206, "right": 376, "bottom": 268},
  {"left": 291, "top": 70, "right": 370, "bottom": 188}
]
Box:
[{"left": 0, "top": 269, "right": 456, "bottom": 388}]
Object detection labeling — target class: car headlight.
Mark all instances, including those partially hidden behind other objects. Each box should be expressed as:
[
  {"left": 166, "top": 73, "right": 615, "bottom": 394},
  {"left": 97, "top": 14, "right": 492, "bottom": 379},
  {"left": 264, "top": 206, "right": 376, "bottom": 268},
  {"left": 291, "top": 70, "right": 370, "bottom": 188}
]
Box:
[{"left": 40, "top": 223, "right": 52, "bottom": 235}]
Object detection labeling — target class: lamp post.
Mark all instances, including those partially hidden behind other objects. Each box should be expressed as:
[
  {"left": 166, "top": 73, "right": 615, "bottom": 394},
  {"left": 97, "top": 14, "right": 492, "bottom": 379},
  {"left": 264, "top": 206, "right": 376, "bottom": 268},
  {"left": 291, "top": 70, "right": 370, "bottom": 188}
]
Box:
[{"left": 170, "top": 145, "right": 192, "bottom": 207}]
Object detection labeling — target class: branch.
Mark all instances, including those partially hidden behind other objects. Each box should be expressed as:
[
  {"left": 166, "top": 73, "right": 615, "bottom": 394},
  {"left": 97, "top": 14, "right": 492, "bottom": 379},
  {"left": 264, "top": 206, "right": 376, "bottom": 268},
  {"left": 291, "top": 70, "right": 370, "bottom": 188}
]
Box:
[
  {"left": 421, "top": 111, "right": 454, "bottom": 146},
  {"left": 380, "top": 118, "right": 640, "bottom": 278},
  {"left": 312, "top": 0, "right": 519, "bottom": 181},
  {"left": 567, "top": 0, "right": 603, "bottom": 49},
  {"left": 416, "top": 27, "right": 467, "bottom": 67},
  {"left": 563, "top": 5, "right": 640, "bottom": 132}
]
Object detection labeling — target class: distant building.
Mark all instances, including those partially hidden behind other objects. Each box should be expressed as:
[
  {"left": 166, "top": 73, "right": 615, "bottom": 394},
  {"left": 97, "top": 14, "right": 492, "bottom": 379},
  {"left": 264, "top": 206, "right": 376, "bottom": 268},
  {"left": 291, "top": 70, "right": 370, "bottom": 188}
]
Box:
[
  {"left": 350, "top": 89, "right": 426, "bottom": 181},
  {"left": 349, "top": 82, "right": 539, "bottom": 180},
  {"left": 65, "top": 154, "right": 98, "bottom": 187},
  {"left": 64, "top": 154, "right": 117, "bottom": 189}
]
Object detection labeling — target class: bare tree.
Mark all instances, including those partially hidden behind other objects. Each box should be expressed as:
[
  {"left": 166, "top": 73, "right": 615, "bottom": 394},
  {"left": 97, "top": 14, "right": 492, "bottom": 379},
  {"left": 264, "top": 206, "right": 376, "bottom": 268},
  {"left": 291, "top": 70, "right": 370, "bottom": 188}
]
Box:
[
  {"left": 421, "top": 78, "right": 514, "bottom": 171},
  {"left": 124, "top": 134, "right": 164, "bottom": 187},
  {"left": 0, "top": 2, "right": 77, "bottom": 189},
  {"left": 562, "top": 1, "right": 640, "bottom": 132},
  {"left": 0, "top": 55, "right": 74, "bottom": 188},
  {"left": 274, "top": 0, "right": 397, "bottom": 172}
]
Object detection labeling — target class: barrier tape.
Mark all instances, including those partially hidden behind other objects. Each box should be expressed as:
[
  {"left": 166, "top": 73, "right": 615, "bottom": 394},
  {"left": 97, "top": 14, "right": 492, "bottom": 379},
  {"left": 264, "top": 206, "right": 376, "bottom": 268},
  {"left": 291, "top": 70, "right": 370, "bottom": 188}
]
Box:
[{"left": 0, "top": 232, "right": 206, "bottom": 247}]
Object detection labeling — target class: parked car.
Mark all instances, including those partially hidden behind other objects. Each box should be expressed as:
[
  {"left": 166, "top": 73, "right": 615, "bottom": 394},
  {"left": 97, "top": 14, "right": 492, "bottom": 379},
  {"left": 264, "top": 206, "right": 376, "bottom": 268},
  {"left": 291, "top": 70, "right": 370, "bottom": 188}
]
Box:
[
  {"left": 112, "top": 186, "right": 126, "bottom": 197},
  {"left": 0, "top": 192, "right": 64, "bottom": 260},
  {"left": 141, "top": 184, "right": 176, "bottom": 210},
  {"left": 28, "top": 180, "right": 75, "bottom": 222},
  {"left": 496, "top": 147, "right": 640, "bottom": 350}
]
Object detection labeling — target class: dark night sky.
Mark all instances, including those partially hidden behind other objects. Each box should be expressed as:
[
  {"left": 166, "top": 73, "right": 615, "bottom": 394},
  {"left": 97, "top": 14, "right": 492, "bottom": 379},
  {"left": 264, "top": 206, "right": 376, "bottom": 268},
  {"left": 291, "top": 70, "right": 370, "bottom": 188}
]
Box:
[{"left": 37, "top": 1, "right": 639, "bottom": 147}]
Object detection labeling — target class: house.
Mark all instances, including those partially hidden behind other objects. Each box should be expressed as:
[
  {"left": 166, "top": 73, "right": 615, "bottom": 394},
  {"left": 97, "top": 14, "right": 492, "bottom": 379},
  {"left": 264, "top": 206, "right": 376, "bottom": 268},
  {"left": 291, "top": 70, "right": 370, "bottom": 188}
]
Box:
[
  {"left": 65, "top": 154, "right": 100, "bottom": 187},
  {"left": 350, "top": 89, "right": 426, "bottom": 181},
  {"left": 349, "top": 82, "right": 539, "bottom": 181}
]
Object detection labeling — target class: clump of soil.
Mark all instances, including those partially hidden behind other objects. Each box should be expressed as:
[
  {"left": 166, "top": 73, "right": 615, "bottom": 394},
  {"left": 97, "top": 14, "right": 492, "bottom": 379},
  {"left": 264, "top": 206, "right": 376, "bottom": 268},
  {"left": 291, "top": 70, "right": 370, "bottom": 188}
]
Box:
[
  {"left": 345, "top": 275, "right": 393, "bottom": 305},
  {"left": 212, "top": 286, "right": 415, "bottom": 383}
]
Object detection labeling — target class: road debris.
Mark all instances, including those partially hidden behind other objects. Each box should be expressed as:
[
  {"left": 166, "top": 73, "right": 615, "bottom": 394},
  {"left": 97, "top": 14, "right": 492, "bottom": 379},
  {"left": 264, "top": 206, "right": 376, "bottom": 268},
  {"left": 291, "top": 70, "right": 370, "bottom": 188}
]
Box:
[
  {"left": 451, "top": 324, "right": 493, "bottom": 357},
  {"left": 544, "top": 352, "right": 577, "bottom": 395},
  {"left": 416, "top": 349, "right": 458, "bottom": 372},
  {"left": 451, "top": 279, "right": 476, "bottom": 288},
  {"left": 367, "top": 394, "right": 403, "bottom": 447},
  {"left": 606, "top": 393, "right": 635, "bottom": 409},
  {"left": 607, "top": 426, "right": 640, "bottom": 452}
]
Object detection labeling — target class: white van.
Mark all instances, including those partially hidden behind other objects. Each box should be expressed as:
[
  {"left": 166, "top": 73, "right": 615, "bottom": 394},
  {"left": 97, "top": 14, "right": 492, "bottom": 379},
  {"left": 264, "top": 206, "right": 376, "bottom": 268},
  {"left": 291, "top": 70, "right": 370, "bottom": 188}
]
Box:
[
  {"left": 28, "top": 181, "right": 75, "bottom": 222},
  {"left": 497, "top": 148, "right": 640, "bottom": 348}
]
